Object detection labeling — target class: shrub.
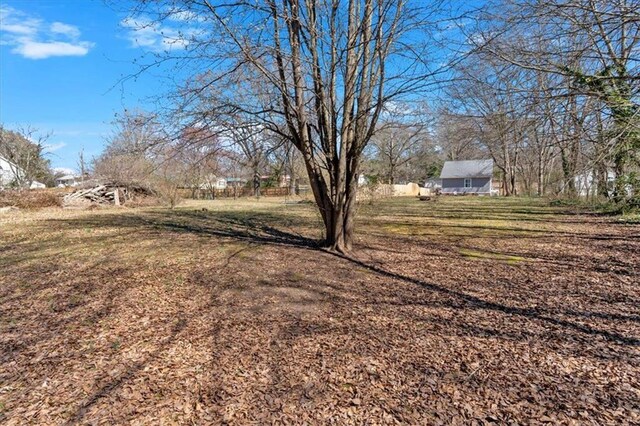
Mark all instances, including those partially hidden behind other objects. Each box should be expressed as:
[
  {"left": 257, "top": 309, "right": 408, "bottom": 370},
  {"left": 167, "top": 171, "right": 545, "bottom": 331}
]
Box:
[{"left": 0, "top": 190, "right": 62, "bottom": 209}]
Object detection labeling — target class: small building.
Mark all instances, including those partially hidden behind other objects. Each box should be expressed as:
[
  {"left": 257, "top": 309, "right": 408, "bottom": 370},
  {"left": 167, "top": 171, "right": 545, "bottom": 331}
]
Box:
[
  {"left": 279, "top": 174, "right": 291, "bottom": 188},
  {"left": 225, "top": 177, "right": 248, "bottom": 188},
  {"left": 0, "top": 155, "right": 46, "bottom": 189},
  {"left": 439, "top": 159, "right": 494, "bottom": 195},
  {"left": 423, "top": 178, "right": 442, "bottom": 190},
  {"left": 55, "top": 174, "right": 83, "bottom": 187},
  {"left": 0, "top": 156, "right": 16, "bottom": 187},
  {"left": 420, "top": 178, "right": 442, "bottom": 196},
  {"left": 200, "top": 175, "right": 228, "bottom": 190},
  {"left": 573, "top": 170, "right": 616, "bottom": 197},
  {"left": 213, "top": 177, "right": 228, "bottom": 190}
]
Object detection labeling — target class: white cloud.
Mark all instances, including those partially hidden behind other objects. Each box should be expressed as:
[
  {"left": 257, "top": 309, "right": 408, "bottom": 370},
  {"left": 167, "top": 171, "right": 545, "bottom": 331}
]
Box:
[
  {"left": 13, "top": 40, "right": 92, "bottom": 59},
  {"left": 1, "top": 20, "right": 40, "bottom": 36},
  {"left": 44, "top": 142, "right": 67, "bottom": 152},
  {"left": 121, "top": 16, "right": 197, "bottom": 53},
  {"left": 50, "top": 22, "right": 81, "bottom": 38},
  {"left": 53, "top": 167, "right": 75, "bottom": 175},
  {"left": 0, "top": 5, "right": 94, "bottom": 59}
]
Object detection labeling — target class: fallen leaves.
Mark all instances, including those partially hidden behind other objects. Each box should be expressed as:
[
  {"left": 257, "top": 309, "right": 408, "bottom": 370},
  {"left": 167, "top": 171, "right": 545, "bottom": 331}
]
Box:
[{"left": 0, "top": 197, "right": 638, "bottom": 424}]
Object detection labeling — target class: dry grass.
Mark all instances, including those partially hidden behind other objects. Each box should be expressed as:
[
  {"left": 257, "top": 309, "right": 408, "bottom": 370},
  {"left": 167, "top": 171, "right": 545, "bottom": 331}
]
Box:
[
  {"left": 1, "top": 196, "right": 639, "bottom": 424},
  {"left": 0, "top": 190, "right": 63, "bottom": 209}
]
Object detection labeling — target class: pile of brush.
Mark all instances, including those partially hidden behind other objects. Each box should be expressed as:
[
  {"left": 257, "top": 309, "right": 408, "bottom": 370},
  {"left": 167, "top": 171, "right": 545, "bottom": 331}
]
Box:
[{"left": 63, "top": 182, "right": 154, "bottom": 206}]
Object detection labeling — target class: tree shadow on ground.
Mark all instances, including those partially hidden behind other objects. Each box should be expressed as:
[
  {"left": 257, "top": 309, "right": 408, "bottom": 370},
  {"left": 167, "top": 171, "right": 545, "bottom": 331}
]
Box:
[
  {"left": 328, "top": 252, "right": 639, "bottom": 347},
  {"left": 48, "top": 209, "right": 640, "bottom": 349},
  {"left": 3, "top": 204, "right": 638, "bottom": 423}
]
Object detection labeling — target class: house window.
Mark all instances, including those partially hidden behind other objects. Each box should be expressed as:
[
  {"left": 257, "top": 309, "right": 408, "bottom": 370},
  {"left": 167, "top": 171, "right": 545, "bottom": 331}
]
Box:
[{"left": 464, "top": 178, "right": 472, "bottom": 188}]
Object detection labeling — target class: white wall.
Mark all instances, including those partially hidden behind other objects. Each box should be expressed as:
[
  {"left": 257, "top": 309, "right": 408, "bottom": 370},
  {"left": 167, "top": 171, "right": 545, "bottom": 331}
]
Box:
[{"left": 0, "top": 156, "right": 20, "bottom": 186}]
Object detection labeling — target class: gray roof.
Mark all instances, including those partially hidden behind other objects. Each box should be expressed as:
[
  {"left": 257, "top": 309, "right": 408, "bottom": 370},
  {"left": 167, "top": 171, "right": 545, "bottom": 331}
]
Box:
[{"left": 440, "top": 159, "right": 494, "bottom": 179}]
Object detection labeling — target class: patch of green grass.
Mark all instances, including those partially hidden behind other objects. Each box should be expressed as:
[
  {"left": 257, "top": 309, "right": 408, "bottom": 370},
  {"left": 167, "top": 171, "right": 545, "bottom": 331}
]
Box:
[
  {"left": 618, "top": 213, "right": 640, "bottom": 224},
  {"left": 459, "top": 248, "right": 526, "bottom": 264},
  {"left": 549, "top": 198, "right": 582, "bottom": 207}
]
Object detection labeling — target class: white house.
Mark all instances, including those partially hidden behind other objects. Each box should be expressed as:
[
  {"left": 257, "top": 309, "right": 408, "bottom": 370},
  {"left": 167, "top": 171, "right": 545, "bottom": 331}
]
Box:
[
  {"left": 573, "top": 170, "right": 616, "bottom": 197},
  {"left": 0, "top": 156, "right": 15, "bottom": 187},
  {"left": 214, "top": 178, "right": 228, "bottom": 189},
  {"left": 55, "top": 174, "right": 83, "bottom": 187},
  {"left": 199, "top": 175, "right": 228, "bottom": 190},
  {"left": 0, "top": 155, "right": 46, "bottom": 189}
]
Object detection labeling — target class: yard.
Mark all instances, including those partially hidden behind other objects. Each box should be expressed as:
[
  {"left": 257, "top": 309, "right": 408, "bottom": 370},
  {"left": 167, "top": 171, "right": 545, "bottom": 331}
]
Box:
[{"left": 1, "top": 196, "right": 638, "bottom": 424}]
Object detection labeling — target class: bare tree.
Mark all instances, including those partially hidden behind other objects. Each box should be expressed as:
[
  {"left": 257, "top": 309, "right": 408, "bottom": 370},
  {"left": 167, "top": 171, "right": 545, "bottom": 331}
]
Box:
[
  {"left": 124, "top": 0, "right": 443, "bottom": 252},
  {"left": 369, "top": 103, "right": 431, "bottom": 185},
  {"left": 469, "top": 0, "right": 640, "bottom": 202},
  {"left": 173, "top": 126, "right": 224, "bottom": 198},
  {"left": 222, "top": 118, "right": 270, "bottom": 199},
  {"left": 434, "top": 110, "right": 484, "bottom": 161},
  {"left": 0, "top": 126, "right": 52, "bottom": 188},
  {"left": 93, "top": 111, "right": 162, "bottom": 186},
  {"left": 76, "top": 148, "right": 89, "bottom": 184},
  {"left": 449, "top": 58, "right": 531, "bottom": 196}
]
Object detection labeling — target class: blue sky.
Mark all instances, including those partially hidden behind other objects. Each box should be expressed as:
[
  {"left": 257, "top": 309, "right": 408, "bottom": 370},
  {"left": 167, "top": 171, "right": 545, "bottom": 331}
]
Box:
[
  {"left": 0, "top": 0, "right": 166, "bottom": 172},
  {"left": 1, "top": 1, "right": 473, "bottom": 172}
]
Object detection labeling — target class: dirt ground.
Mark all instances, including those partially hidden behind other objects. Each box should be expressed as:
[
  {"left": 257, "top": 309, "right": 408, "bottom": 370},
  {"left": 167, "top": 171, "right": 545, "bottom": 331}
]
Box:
[{"left": 1, "top": 196, "right": 639, "bottom": 425}]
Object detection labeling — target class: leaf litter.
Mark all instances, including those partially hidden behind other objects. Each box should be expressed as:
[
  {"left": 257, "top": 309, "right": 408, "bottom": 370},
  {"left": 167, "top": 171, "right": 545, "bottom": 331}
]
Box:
[{"left": 0, "top": 197, "right": 638, "bottom": 424}]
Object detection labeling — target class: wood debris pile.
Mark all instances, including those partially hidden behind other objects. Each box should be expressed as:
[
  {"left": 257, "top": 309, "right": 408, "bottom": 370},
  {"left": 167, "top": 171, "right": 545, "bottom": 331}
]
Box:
[{"left": 63, "top": 182, "right": 154, "bottom": 206}]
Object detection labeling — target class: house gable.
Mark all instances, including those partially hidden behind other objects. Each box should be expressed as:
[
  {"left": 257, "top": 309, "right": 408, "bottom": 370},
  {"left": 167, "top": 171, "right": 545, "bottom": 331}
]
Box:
[
  {"left": 439, "top": 159, "right": 494, "bottom": 194},
  {"left": 0, "top": 155, "right": 24, "bottom": 186}
]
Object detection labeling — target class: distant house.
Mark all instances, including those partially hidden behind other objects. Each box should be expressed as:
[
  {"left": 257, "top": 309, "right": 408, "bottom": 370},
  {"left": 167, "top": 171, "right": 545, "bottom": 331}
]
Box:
[
  {"left": 419, "top": 178, "right": 442, "bottom": 196},
  {"left": 440, "top": 159, "right": 494, "bottom": 195},
  {"left": 423, "top": 178, "right": 442, "bottom": 190},
  {"left": 225, "top": 177, "right": 248, "bottom": 188},
  {"left": 573, "top": 170, "right": 617, "bottom": 197},
  {"left": 55, "top": 174, "right": 83, "bottom": 187},
  {"left": 0, "top": 155, "right": 46, "bottom": 189},
  {"left": 199, "top": 175, "right": 228, "bottom": 190},
  {"left": 279, "top": 174, "right": 291, "bottom": 188},
  {"left": 213, "top": 177, "right": 228, "bottom": 190}
]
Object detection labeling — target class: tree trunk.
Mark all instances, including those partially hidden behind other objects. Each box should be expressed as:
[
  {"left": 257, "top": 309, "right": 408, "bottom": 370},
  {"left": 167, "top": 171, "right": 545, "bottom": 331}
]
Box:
[
  {"left": 560, "top": 148, "right": 577, "bottom": 197},
  {"left": 253, "top": 170, "right": 261, "bottom": 199},
  {"left": 509, "top": 170, "right": 517, "bottom": 196},
  {"left": 612, "top": 153, "right": 626, "bottom": 204},
  {"left": 319, "top": 180, "right": 358, "bottom": 253},
  {"left": 593, "top": 111, "right": 609, "bottom": 200},
  {"left": 302, "top": 155, "right": 359, "bottom": 253},
  {"left": 537, "top": 154, "right": 544, "bottom": 196}
]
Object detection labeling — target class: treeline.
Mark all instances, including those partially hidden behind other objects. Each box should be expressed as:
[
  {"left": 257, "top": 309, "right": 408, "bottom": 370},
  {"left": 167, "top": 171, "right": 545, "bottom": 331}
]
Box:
[
  {"left": 443, "top": 0, "right": 639, "bottom": 204},
  {"left": 359, "top": 1, "right": 639, "bottom": 205},
  {"left": 3, "top": 0, "right": 638, "bottom": 240},
  {"left": 91, "top": 110, "right": 310, "bottom": 202}
]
